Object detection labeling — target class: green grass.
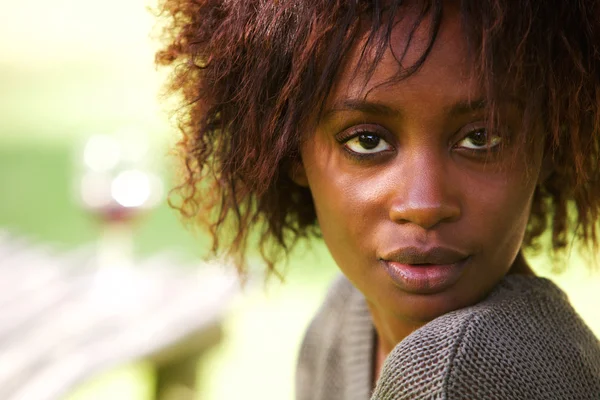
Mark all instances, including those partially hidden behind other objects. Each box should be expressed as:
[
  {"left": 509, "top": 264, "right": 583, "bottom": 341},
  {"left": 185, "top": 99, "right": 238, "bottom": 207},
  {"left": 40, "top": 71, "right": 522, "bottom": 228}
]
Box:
[{"left": 0, "top": 142, "right": 204, "bottom": 256}]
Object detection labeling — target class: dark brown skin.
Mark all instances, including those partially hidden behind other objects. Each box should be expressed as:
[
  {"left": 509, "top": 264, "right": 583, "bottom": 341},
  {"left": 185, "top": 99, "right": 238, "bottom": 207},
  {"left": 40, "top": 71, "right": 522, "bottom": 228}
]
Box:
[{"left": 292, "top": 5, "right": 543, "bottom": 377}]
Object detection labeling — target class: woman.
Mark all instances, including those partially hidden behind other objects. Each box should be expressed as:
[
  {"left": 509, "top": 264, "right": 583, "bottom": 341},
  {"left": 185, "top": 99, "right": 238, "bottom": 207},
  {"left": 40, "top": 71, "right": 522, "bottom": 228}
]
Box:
[{"left": 156, "top": 1, "right": 600, "bottom": 398}]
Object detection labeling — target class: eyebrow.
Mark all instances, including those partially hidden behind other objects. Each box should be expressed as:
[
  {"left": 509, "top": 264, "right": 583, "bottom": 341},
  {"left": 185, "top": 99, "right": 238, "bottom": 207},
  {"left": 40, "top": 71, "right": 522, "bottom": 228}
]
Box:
[
  {"left": 320, "top": 98, "right": 488, "bottom": 123},
  {"left": 447, "top": 98, "right": 487, "bottom": 116},
  {"left": 321, "top": 99, "right": 400, "bottom": 122}
]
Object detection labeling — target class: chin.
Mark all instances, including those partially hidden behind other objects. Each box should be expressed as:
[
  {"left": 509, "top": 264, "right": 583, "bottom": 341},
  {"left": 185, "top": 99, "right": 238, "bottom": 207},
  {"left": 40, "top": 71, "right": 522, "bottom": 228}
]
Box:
[{"left": 387, "top": 284, "right": 488, "bottom": 325}]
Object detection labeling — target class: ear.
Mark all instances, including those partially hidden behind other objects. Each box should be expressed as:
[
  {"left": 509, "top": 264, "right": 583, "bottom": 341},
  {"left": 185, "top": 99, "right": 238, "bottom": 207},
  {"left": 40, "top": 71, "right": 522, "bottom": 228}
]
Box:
[{"left": 288, "top": 159, "right": 309, "bottom": 187}]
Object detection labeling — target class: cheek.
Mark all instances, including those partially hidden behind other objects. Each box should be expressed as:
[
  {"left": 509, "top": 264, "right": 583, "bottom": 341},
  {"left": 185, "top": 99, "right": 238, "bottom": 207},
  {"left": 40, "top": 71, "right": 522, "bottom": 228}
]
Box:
[
  {"left": 302, "top": 146, "right": 386, "bottom": 265},
  {"left": 308, "top": 167, "right": 377, "bottom": 253},
  {"left": 465, "top": 169, "right": 537, "bottom": 256}
]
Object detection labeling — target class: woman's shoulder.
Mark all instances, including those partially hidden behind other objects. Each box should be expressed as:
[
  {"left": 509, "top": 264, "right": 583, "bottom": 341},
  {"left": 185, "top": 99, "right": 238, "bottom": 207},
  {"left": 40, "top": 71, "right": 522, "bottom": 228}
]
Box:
[
  {"left": 296, "top": 275, "right": 374, "bottom": 400},
  {"left": 373, "top": 275, "right": 600, "bottom": 400},
  {"left": 300, "top": 275, "right": 363, "bottom": 346}
]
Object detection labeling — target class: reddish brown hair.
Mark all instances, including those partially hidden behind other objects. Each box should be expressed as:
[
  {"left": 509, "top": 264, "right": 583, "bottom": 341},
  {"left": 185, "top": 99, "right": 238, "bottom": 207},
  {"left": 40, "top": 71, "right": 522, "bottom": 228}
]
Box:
[{"left": 156, "top": 0, "right": 600, "bottom": 275}]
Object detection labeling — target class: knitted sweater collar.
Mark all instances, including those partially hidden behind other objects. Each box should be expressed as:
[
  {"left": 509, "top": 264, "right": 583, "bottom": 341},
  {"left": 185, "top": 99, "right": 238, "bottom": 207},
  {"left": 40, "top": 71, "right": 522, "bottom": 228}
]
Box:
[{"left": 342, "top": 286, "right": 376, "bottom": 400}]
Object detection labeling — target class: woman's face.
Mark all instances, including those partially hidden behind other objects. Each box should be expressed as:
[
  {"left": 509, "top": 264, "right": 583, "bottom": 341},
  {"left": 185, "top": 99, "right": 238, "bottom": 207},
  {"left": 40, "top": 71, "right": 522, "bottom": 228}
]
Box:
[{"left": 295, "top": 8, "right": 543, "bottom": 325}]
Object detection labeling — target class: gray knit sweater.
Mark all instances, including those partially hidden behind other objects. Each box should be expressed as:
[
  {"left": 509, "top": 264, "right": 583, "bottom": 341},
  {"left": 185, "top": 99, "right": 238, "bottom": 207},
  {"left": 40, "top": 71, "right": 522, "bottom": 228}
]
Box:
[{"left": 296, "top": 274, "right": 600, "bottom": 399}]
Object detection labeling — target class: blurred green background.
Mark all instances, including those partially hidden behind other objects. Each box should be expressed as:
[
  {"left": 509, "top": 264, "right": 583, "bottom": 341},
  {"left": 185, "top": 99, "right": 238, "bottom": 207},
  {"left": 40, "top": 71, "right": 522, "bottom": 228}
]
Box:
[{"left": 1, "top": 1, "right": 598, "bottom": 399}]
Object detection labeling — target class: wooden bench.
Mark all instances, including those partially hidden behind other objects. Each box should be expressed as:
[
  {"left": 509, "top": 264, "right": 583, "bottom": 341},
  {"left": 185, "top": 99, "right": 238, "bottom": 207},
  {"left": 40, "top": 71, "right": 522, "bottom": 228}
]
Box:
[{"left": 0, "top": 230, "right": 237, "bottom": 400}]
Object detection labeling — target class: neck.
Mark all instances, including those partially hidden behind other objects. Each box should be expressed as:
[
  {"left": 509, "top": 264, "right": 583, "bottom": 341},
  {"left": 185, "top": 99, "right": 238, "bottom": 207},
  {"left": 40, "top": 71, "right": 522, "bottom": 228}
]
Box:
[
  {"left": 367, "top": 304, "right": 424, "bottom": 356},
  {"left": 367, "top": 302, "right": 426, "bottom": 384}
]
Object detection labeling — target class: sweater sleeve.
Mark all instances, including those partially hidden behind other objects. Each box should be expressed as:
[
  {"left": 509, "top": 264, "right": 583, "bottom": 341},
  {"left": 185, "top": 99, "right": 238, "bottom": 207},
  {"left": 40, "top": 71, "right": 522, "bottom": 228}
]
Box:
[{"left": 371, "top": 275, "right": 600, "bottom": 400}]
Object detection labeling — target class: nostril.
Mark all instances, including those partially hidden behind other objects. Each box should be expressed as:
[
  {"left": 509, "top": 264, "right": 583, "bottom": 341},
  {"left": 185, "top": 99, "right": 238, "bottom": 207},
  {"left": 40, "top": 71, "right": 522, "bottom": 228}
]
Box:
[
  {"left": 388, "top": 203, "right": 461, "bottom": 230},
  {"left": 389, "top": 198, "right": 461, "bottom": 229}
]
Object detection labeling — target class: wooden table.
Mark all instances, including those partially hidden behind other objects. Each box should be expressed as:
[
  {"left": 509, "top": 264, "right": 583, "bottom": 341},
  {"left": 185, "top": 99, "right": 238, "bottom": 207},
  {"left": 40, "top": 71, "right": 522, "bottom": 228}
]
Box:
[{"left": 0, "top": 230, "right": 237, "bottom": 400}]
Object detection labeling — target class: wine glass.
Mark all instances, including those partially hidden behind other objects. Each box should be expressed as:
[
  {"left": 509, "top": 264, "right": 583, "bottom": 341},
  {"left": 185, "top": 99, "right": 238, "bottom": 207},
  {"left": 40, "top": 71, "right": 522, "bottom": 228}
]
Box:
[{"left": 74, "top": 127, "right": 164, "bottom": 308}]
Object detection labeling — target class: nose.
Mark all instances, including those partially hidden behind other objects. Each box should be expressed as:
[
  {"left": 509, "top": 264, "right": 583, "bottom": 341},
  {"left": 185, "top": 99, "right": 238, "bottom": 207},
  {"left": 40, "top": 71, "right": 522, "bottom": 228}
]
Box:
[{"left": 388, "top": 154, "right": 461, "bottom": 230}]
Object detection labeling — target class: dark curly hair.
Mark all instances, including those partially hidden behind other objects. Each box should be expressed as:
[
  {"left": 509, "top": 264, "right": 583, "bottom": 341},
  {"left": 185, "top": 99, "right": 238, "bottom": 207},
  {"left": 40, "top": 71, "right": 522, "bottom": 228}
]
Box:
[{"left": 156, "top": 0, "right": 600, "bottom": 276}]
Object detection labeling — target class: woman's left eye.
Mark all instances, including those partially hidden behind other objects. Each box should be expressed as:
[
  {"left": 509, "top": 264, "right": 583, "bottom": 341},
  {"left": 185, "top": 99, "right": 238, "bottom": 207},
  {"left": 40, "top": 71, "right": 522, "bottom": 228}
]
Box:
[
  {"left": 344, "top": 133, "right": 392, "bottom": 154},
  {"left": 456, "top": 128, "right": 502, "bottom": 150}
]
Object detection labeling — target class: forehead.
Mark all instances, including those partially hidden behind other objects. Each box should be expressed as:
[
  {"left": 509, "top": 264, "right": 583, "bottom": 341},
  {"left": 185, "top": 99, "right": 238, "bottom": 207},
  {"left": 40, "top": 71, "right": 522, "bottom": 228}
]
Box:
[{"left": 328, "top": 4, "right": 476, "bottom": 109}]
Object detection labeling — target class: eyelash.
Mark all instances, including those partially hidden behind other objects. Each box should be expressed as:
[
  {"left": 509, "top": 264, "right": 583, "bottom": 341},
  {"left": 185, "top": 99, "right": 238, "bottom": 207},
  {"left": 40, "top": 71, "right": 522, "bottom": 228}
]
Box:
[
  {"left": 335, "top": 125, "right": 394, "bottom": 160},
  {"left": 334, "top": 123, "right": 506, "bottom": 162},
  {"left": 454, "top": 126, "right": 504, "bottom": 154}
]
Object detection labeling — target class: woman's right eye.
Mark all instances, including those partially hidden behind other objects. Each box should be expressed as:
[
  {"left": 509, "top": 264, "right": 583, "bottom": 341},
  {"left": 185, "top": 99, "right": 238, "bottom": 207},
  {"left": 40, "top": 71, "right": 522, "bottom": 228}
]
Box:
[{"left": 343, "top": 132, "right": 392, "bottom": 155}]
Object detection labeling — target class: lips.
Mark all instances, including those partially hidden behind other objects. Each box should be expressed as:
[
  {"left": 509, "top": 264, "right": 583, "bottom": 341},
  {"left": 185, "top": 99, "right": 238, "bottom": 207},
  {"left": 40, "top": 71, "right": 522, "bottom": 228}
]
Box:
[
  {"left": 381, "top": 246, "right": 469, "bottom": 265},
  {"left": 379, "top": 246, "right": 470, "bottom": 294}
]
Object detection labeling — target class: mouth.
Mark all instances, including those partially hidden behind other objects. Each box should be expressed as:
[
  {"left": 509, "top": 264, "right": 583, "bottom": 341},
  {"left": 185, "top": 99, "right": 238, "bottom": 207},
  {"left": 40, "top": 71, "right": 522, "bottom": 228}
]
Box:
[
  {"left": 379, "top": 246, "right": 470, "bottom": 294},
  {"left": 381, "top": 246, "right": 469, "bottom": 265}
]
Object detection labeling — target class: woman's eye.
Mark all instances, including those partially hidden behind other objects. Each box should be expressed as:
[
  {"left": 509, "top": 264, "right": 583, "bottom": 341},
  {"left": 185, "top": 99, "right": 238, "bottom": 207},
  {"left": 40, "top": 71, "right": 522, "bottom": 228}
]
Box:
[
  {"left": 456, "top": 128, "right": 502, "bottom": 150},
  {"left": 344, "top": 133, "right": 392, "bottom": 154}
]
